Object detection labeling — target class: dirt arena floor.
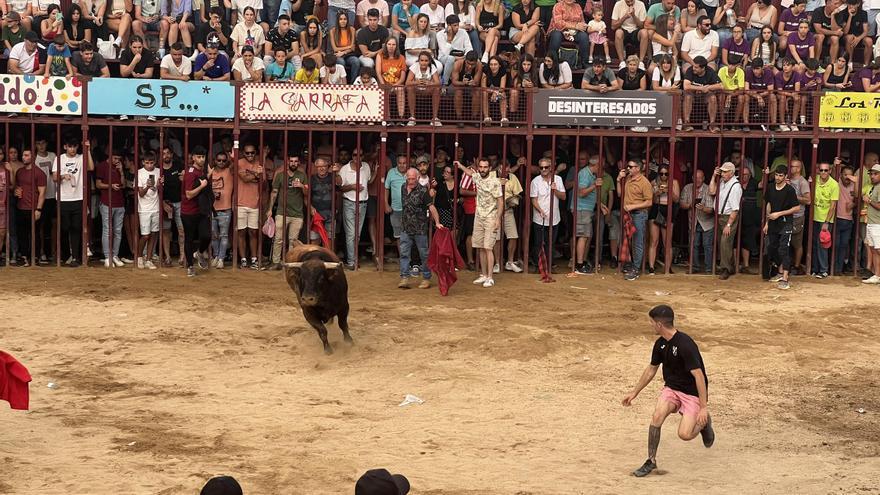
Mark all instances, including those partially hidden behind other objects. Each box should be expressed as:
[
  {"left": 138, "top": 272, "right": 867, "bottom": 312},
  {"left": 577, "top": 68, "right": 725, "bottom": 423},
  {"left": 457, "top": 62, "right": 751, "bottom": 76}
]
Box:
[{"left": 1, "top": 265, "right": 879, "bottom": 495}]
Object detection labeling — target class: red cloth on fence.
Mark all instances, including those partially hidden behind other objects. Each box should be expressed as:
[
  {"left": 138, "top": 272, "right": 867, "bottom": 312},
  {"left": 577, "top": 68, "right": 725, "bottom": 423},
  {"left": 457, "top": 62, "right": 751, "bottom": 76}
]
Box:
[
  {"left": 619, "top": 210, "right": 637, "bottom": 264},
  {"left": 538, "top": 246, "right": 554, "bottom": 283},
  {"left": 0, "top": 351, "right": 32, "bottom": 410},
  {"left": 311, "top": 211, "right": 331, "bottom": 248},
  {"left": 427, "top": 228, "right": 464, "bottom": 296}
]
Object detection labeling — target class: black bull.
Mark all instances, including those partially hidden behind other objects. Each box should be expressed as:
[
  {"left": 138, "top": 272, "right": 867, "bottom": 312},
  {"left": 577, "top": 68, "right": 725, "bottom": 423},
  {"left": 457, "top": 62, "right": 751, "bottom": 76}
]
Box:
[{"left": 283, "top": 244, "right": 353, "bottom": 354}]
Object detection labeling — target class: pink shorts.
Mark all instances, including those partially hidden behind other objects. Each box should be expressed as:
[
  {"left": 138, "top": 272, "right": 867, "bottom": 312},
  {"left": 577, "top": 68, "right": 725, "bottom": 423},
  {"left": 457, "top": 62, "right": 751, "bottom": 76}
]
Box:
[{"left": 660, "top": 386, "right": 701, "bottom": 418}]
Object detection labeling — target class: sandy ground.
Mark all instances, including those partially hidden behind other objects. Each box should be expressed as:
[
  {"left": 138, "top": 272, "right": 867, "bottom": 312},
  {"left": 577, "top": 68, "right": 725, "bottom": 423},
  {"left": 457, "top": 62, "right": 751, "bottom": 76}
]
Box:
[{"left": 1, "top": 266, "right": 879, "bottom": 495}]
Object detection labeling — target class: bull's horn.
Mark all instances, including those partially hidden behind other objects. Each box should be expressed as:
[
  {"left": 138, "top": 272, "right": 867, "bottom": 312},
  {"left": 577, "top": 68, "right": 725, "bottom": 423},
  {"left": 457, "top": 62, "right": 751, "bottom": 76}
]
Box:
[
  {"left": 324, "top": 262, "right": 342, "bottom": 269},
  {"left": 282, "top": 262, "right": 304, "bottom": 268}
]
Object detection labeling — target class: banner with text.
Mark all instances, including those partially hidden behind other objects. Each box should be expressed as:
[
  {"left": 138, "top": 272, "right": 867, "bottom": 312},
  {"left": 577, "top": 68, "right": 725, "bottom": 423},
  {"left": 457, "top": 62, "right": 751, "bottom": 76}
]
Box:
[
  {"left": 87, "top": 79, "right": 235, "bottom": 118},
  {"left": 240, "top": 84, "right": 385, "bottom": 122},
  {"left": 819, "top": 92, "right": 880, "bottom": 128},
  {"left": 533, "top": 90, "right": 673, "bottom": 128},
  {"left": 0, "top": 74, "right": 82, "bottom": 115}
]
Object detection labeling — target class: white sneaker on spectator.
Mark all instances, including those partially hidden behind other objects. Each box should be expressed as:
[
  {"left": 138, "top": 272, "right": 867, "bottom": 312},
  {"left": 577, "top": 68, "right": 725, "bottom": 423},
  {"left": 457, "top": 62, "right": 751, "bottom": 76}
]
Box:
[
  {"left": 505, "top": 261, "right": 523, "bottom": 273},
  {"left": 137, "top": 257, "right": 145, "bottom": 269},
  {"left": 145, "top": 260, "right": 157, "bottom": 270},
  {"left": 638, "top": 62, "right": 646, "bottom": 70},
  {"left": 473, "top": 275, "right": 488, "bottom": 284},
  {"left": 493, "top": 263, "right": 500, "bottom": 273},
  {"left": 482, "top": 278, "right": 495, "bottom": 288},
  {"left": 631, "top": 126, "right": 648, "bottom": 133},
  {"left": 104, "top": 258, "right": 113, "bottom": 267},
  {"left": 619, "top": 61, "right": 626, "bottom": 69},
  {"left": 862, "top": 275, "right": 880, "bottom": 284},
  {"left": 113, "top": 256, "right": 124, "bottom": 267}
]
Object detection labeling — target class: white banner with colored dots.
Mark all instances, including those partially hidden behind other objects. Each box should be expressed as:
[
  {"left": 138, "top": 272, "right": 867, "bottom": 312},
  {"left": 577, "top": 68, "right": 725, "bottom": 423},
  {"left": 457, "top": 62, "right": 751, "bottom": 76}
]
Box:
[{"left": 0, "top": 74, "right": 82, "bottom": 115}]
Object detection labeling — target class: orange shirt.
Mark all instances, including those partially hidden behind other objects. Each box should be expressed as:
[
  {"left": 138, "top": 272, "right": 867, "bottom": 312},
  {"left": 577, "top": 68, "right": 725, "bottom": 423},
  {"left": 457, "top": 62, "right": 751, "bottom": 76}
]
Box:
[
  {"left": 378, "top": 54, "right": 406, "bottom": 84},
  {"left": 236, "top": 159, "right": 261, "bottom": 208},
  {"left": 623, "top": 174, "right": 653, "bottom": 212}
]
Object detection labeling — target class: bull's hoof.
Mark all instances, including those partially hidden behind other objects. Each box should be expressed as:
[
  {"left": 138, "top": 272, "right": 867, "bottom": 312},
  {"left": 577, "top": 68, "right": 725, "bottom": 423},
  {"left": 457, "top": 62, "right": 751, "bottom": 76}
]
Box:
[
  {"left": 323, "top": 345, "right": 334, "bottom": 355},
  {"left": 344, "top": 334, "right": 354, "bottom": 345}
]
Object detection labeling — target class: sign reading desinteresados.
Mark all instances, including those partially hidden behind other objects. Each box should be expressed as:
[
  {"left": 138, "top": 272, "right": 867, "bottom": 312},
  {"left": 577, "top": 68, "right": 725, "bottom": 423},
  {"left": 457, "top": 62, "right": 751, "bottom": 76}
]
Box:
[
  {"left": 88, "top": 79, "right": 235, "bottom": 118},
  {"left": 240, "top": 83, "right": 384, "bottom": 122},
  {"left": 0, "top": 74, "right": 82, "bottom": 115},
  {"left": 819, "top": 92, "right": 880, "bottom": 128},
  {"left": 533, "top": 90, "right": 672, "bottom": 127}
]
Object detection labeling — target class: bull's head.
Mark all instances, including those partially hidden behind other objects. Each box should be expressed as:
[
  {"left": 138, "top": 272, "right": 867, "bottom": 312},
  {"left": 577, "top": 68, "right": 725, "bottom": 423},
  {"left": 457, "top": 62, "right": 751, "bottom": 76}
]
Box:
[{"left": 285, "top": 260, "right": 342, "bottom": 306}]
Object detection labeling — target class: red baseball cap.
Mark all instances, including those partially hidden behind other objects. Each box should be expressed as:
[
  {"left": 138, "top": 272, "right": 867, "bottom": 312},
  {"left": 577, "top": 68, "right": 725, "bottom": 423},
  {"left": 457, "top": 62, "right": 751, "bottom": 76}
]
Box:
[{"left": 820, "top": 230, "right": 832, "bottom": 249}]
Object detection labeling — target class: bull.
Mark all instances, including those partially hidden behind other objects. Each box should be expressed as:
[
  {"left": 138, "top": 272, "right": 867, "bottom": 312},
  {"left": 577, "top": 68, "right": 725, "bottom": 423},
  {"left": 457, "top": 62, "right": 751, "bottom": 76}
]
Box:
[{"left": 283, "top": 242, "right": 353, "bottom": 354}]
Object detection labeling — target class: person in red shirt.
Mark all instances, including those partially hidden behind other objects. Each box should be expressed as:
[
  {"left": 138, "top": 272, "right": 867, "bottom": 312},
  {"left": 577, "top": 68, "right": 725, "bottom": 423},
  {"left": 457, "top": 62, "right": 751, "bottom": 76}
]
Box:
[
  {"left": 14, "top": 148, "right": 47, "bottom": 267},
  {"left": 96, "top": 149, "right": 128, "bottom": 268},
  {"left": 458, "top": 156, "right": 477, "bottom": 270},
  {"left": 181, "top": 145, "right": 214, "bottom": 277}
]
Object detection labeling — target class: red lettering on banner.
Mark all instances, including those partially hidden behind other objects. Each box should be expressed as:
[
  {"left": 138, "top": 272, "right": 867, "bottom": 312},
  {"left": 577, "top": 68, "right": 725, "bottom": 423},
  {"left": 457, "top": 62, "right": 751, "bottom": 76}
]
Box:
[
  {"left": 248, "top": 91, "right": 274, "bottom": 112},
  {"left": 262, "top": 87, "right": 378, "bottom": 118}
]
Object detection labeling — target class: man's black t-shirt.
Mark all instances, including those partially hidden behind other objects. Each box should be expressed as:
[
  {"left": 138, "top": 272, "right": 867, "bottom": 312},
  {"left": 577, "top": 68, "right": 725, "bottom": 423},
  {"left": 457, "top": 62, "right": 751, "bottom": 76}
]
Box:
[
  {"left": 835, "top": 9, "right": 868, "bottom": 36},
  {"left": 119, "top": 48, "right": 155, "bottom": 76},
  {"left": 266, "top": 27, "right": 298, "bottom": 53},
  {"left": 650, "top": 330, "right": 707, "bottom": 398},
  {"left": 290, "top": 0, "right": 316, "bottom": 25},
  {"left": 162, "top": 162, "right": 183, "bottom": 203},
  {"left": 764, "top": 182, "right": 800, "bottom": 233},
  {"left": 811, "top": 7, "right": 835, "bottom": 32},
  {"left": 685, "top": 66, "right": 721, "bottom": 86},
  {"left": 356, "top": 26, "right": 390, "bottom": 56},
  {"left": 198, "top": 22, "right": 232, "bottom": 51}
]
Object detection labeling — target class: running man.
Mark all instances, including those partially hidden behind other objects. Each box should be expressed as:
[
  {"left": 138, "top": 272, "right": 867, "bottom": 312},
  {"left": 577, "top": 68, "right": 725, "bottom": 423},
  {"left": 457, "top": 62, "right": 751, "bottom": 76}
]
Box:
[{"left": 622, "top": 304, "right": 715, "bottom": 477}]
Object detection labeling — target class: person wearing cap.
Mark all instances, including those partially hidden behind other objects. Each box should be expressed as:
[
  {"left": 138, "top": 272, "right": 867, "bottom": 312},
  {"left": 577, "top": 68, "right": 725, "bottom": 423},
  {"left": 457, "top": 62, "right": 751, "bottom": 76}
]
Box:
[
  {"left": 194, "top": 42, "right": 232, "bottom": 80},
  {"left": 617, "top": 159, "right": 652, "bottom": 281},
  {"left": 200, "top": 475, "right": 243, "bottom": 495},
  {"left": 811, "top": 160, "right": 840, "bottom": 278},
  {"left": 743, "top": 58, "right": 776, "bottom": 131},
  {"left": 1, "top": 11, "right": 26, "bottom": 56},
  {"left": 7, "top": 30, "right": 40, "bottom": 75},
  {"left": 683, "top": 55, "right": 723, "bottom": 133},
  {"left": 355, "top": 468, "right": 410, "bottom": 495},
  {"left": 680, "top": 15, "right": 719, "bottom": 71},
  {"left": 861, "top": 163, "right": 880, "bottom": 284},
  {"left": 437, "top": 14, "right": 472, "bottom": 85},
  {"left": 580, "top": 57, "right": 619, "bottom": 92},
  {"left": 622, "top": 304, "right": 714, "bottom": 479},
  {"left": 708, "top": 161, "right": 742, "bottom": 280}
]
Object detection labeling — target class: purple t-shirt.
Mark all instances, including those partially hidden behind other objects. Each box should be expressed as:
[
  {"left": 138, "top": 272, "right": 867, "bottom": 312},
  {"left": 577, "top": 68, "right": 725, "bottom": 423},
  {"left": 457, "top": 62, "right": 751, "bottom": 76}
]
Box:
[
  {"left": 775, "top": 71, "right": 798, "bottom": 91},
  {"left": 786, "top": 31, "right": 814, "bottom": 60},
  {"left": 780, "top": 8, "right": 808, "bottom": 32},
  {"left": 798, "top": 71, "right": 823, "bottom": 91},
  {"left": 722, "top": 37, "right": 750, "bottom": 60},
  {"left": 746, "top": 68, "right": 774, "bottom": 89},
  {"left": 855, "top": 68, "right": 880, "bottom": 92}
]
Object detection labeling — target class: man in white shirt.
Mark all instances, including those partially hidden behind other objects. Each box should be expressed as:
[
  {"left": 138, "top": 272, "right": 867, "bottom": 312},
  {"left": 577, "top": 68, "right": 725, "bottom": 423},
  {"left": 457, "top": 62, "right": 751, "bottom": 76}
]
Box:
[
  {"left": 680, "top": 15, "right": 720, "bottom": 70},
  {"left": 159, "top": 42, "right": 193, "bottom": 80},
  {"left": 708, "top": 161, "right": 742, "bottom": 280},
  {"left": 356, "top": 0, "right": 389, "bottom": 26},
  {"left": 7, "top": 31, "right": 40, "bottom": 75},
  {"left": 336, "top": 151, "right": 372, "bottom": 269},
  {"left": 34, "top": 137, "right": 56, "bottom": 264},
  {"left": 136, "top": 150, "right": 161, "bottom": 269},
  {"left": 611, "top": 0, "right": 649, "bottom": 69},
  {"left": 529, "top": 157, "right": 566, "bottom": 269},
  {"left": 55, "top": 137, "right": 94, "bottom": 267},
  {"left": 437, "top": 15, "right": 473, "bottom": 85},
  {"left": 867, "top": 0, "right": 880, "bottom": 36}
]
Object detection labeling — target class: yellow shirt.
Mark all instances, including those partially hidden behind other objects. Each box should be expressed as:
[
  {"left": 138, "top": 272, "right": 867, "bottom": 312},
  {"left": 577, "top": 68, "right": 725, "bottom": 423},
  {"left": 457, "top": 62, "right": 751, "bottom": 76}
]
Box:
[
  {"left": 813, "top": 176, "right": 840, "bottom": 224},
  {"left": 719, "top": 66, "right": 744, "bottom": 91},
  {"left": 294, "top": 68, "right": 320, "bottom": 84}
]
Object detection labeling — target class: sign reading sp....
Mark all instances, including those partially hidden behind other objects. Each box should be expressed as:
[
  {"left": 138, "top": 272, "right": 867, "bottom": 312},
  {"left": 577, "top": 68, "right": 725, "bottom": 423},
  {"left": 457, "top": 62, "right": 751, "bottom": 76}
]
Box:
[
  {"left": 0, "top": 74, "right": 82, "bottom": 115},
  {"left": 87, "top": 79, "right": 235, "bottom": 118},
  {"left": 240, "top": 83, "right": 384, "bottom": 122}
]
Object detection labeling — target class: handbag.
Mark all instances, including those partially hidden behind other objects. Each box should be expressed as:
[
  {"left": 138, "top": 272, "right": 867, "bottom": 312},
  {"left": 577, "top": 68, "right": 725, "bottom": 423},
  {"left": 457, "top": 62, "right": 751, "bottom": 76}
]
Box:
[
  {"left": 558, "top": 47, "right": 579, "bottom": 70},
  {"left": 96, "top": 34, "right": 116, "bottom": 60},
  {"left": 262, "top": 215, "right": 276, "bottom": 238}
]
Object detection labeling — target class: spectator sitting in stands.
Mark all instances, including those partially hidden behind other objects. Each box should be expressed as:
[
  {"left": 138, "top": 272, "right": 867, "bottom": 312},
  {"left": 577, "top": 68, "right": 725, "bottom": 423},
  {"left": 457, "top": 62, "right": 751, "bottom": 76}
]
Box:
[
  {"left": 2, "top": 11, "right": 25, "bottom": 57},
  {"left": 651, "top": 53, "right": 682, "bottom": 92},
  {"left": 611, "top": 0, "right": 648, "bottom": 70},
  {"left": 837, "top": 0, "right": 873, "bottom": 66},
  {"left": 481, "top": 54, "right": 508, "bottom": 126},
  {"left": 452, "top": 50, "right": 481, "bottom": 120},
  {"left": 581, "top": 56, "right": 619, "bottom": 93},
  {"left": 63, "top": 4, "right": 93, "bottom": 52},
  {"left": 264, "top": 13, "right": 300, "bottom": 70},
  {"left": 859, "top": 55, "right": 880, "bottom": 91},
  {"left": 649, "top": 13, "right": 678, "bottom": 74},
  {"left": 329, "top": 11, "right": 358, "bottom": 83},
  {"left": 162, "top": 0, "right": 194, "bottom": 56},
  {"left": 91, "top": 0, "right": 133, "bottom": 57},
  {"left": 355, "top": 66, "right": 379, "bottom": 85},
  {"left": 788, "top": 19, "right": 815, "bottom": 72},
  {"left": 196, "top": 7, "right": 230, "bottom": 54},
  {"left": 510, "top": 0, "right": 540, "bottom": 56},
  {"left": 446, "top": 0, "right": 480, "bottom": 56},
  {"left": 683, "top": 55, "right": 723, "bottom": 132},
  {"left": 547, "top": 0, "right": 588, "bottom": 69},
  {"left": 645, "top": 0, "right": 680, "bottom": 41},
  {"left": 538, "top": 51, "right": 573, "bottom": 89},
  {"left": 775, "top": 57, "right": 801, "bottom": 131},
  {"left": 299, "top": 17, "right": 323, "bottom": 66},
  {"left": 475, "top": 0, "right": 503, "bottom": 63},
  {"left": 119, "top": 35, "right": 155, "bottom": 78},
  {"left": 229, "top": 0, "right": 264, "bottom": 31},
  {"left": 778, "top": 0, "right": 808, "bottom": 56},
  {"left": 232, "top": 44, "right": 264, "bottom": 80},
  {"left": 320, "top": 53, "right": 348, "bottom": 84},
  {"left": 193, "top": 41, "right": 231, "bottom": 80},
  {"left": 722, "top": 24, "right": 750, "bottom": 66},
  {"left": 680, "top": 0, "right": 707, "bottom": 36},
  {"left": 44, "top": 33, "right": 72, "bottom": 76},
  {"left": 797, "top": 58, "right": 822, "bottom": 124},
  {"left": 2, "top": 0, "right": 33, "bottom": 32},
  {"left": 811, "top": 0, "right": 843, "bottom": 64},
  {"left": 294, "top": 55, "right": 319, "bottom": 83},
  {"left": 357, "top": 0, "right": 389, "bottom": 27},
  {"left": 134, "top": 0, "right": 170, "bottom": 58},
  {"left": 231, "top": 6, "right": 265, "bottom": 59},
  {"left": 71, "top": 40, "right": 110, "bottom": 76},
  {"left": 40, "top": 3, "right": 65, "bottom": 48},
  {"left": 587, "top": 7, "right": 610, "bottom": 64},
  {"left": 421, "top": 0, "right": 446, "bottom": 39},
  {"left": 718, "top": 54, "right": 746, "bottom": 130},
  {"left": 437, "top": 14, "right": 472, "bottom": 85},
  {"left": 744, "top": 0, "right": 778, "bottom": 44},
  {"left": 744, "top": 58, "right": 776, "bottom": 129},
  {"left": 160, "top": 41, "right": 192, "bottom": 80},
  {"left": 377, "top": 37, "right": 406, "bottom": 121},
  {"left": 356, "top": 8, "right": 389, "bottom": 69},
  {"left": 751, "top": 25, "right": 779, "bottom": 70},
  {"left": 618, "top": 54, "right": 648, "bottom": 91},
  {"left": 406, "top": 50, "right": 442, "bottom": 127},
  {"left": 265, "top": 47, "right": 295, "bottom": 80},
  {"left": 404, "top": 13, "right": 432, "bottom": 67},
  {"left": 681, "top": 15, "right": 719, "bottom": 71},
  {"left": 391, "top": 0, "right": 419, "bottom": 41},
  {"left": 823, "top": 53, "right": 852, "bottom": 89}
]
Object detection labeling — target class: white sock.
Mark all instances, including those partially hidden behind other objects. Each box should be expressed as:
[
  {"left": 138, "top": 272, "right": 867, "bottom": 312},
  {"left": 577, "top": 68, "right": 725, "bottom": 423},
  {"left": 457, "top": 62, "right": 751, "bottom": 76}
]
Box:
[{"left": 113, "top": 38, "right": 122, "bottom": 47}]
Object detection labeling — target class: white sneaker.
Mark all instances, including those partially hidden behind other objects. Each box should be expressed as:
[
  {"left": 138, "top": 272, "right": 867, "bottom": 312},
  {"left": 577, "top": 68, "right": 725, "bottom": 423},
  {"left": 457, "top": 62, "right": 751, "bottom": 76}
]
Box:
[
  {"left": 473, "top": 275, "right": 488, "bottom": 284},
  {"left": 514, "top": 43, "right": 523, "bottom": 52},
  {"left": 112, "top": 256, "right": 124, "bottom": 267},
  {"left": 862, "top": 275, "right": 880, "bottom": 284},
  {"left": 619, "top": 61, "right": 626, "bottom": 69},
  {"left": 505, "top": 261, "right": 523, "bottom": 273},
  {"left": 638, "top": 62, "right": 646, "bottom": 70},
  {"left": 769, "top": 274, "right": 783, "bottom": 283},
  {"left": 137, "top": 257, "right": 145, "bottom": 269},
  {"left": 482, "top": 278, "right": 495, "bottom": 288},
  {"left": 104, "top": 258, "right": 112, "bottom": 267},
  {"left": 779, "top": 124, "right": 791, "bottom": 131},
  {"left": 789, "top": 124, "right": 799, "bottom": 132},
  {"left": 631, "top": 126, "right": 648, "bottom": 133},
  {"left": 145, "top": 260, "right": 157, "bottom": 270},
  {"left": 493, "top": 263, "right": 500, "bottom": 273}
]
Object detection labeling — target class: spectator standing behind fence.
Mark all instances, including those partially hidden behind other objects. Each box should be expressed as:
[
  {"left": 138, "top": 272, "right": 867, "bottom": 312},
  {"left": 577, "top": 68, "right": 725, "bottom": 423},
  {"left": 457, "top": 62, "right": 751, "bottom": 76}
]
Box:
[
  {"left": 236, "top": 144, "right": 263, "bottom": 270},
  {"left": 95, "top": 149, "right": 126, "bottom": 268},
  {"left": 266, "top": 154, "right": 308, "bottom": 270},
  {"left": 566, "top": 152, "right": 600, "bottom": 274},
  {"left": 458, "top": 158, "right": 502, "bottom": 287},
  {"left": 762, "top": 165, "right": 800, "bottom": 290},
  {"left": 862, "top": 164, "right": 880, "bottom": 284},
  {"left": 13, "top": 149, "right": 46, "bottom": 267},
  {"left": 385, "top": 154, "right": 408, "bottom": 260},
  {"left": 680, "top": 169, "right": 714, "bottom": 274},
  {"left": 834, "top": 165, "right": 857, "bottom": 274},
  {"left": 811, "top": 160, "right": 840, "bottom": 279},
  {"left": 708, "top": 162, "right": 741, "bottom": 280},
  {"left": 619, "top": 159, "right": 653, "bottom": 281},
  {"left": 210, "top": 151, "right": 232, "bottom": 269},
  {"left": 530, "top": 157, "right": 566, "bottom": 271},
  {"left": 136, "top": 151, "right": 160, "bottom": 270},
  {"left": 54, "top": 138, "right": 93, "bottom": 267},
  {"left": 397, "top": 168, "right": 442, "bottom": 289},
  {"left": 180, "top": 146, "right": 213, "bottom": 277},
  {"left": 337, "top": 151, "right": 372, "bottom": 270},
  {"left": 781, "top": 159, "right": 811, "bottom": 275},
  {"left": 0, "top": 160, "right": 8, "bottom": 261},
  {"left": 309, "top": 158, "right": 335, "bottom": 246},
  {"left": 547, "top": 0, "right": 589, "bottom": 69}
]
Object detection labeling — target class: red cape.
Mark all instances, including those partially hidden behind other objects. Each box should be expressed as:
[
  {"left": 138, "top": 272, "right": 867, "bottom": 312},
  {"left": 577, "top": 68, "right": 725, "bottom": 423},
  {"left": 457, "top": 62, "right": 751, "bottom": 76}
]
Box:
[
  {"left": 1, "top": 351, "right": 32, "bottom": 410},
  {"left": 311, "top": 211, "right": 331, "bottom": 248},
  {"left": 427, "top": 228, "right": 464, "bottom": 296}
]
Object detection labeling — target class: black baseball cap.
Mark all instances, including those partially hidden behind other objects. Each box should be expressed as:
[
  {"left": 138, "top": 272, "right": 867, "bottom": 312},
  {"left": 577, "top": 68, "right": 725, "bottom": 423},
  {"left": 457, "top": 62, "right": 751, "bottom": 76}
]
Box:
[
  {"left": 355, "top": 469, "right": 410, "bottom": 495},
  {"left": 200, "top": 476, "right": 242, "bottom": 495}
]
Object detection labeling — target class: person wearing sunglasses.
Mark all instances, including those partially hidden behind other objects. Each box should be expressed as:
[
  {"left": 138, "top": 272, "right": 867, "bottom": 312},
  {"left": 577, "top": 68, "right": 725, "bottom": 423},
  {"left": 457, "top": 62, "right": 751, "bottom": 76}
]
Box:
[
  {"left": 617, "top": 159, "right": 653, "bottom": 281},
  {"left": 236, "top": 144, "right": 265, "bottom": 270},
  {"left": 811, "top": 160, "right": 840, "bottom": 279},
  {"left": 210, "top": 152, "right": 233, "bottom": 269}
]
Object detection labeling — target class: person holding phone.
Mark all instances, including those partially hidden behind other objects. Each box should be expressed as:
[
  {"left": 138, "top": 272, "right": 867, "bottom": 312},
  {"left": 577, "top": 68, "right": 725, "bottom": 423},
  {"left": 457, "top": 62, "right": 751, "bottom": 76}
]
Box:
[
  {"left": 266, "top": 154, "right": 308, "bottom": 271},
  {"left": 824, "top": 53, "right": 852, "bottom": 89},
  {"left": 136, "top": 150, "right": 161, "bottom": 270}
]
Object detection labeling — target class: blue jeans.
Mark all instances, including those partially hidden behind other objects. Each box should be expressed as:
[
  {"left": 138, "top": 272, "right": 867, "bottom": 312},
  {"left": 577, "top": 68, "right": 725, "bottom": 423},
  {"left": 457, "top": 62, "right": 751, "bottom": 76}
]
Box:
[
  {"left": 869, "top": 9, "right": 880, "bottom": 36},
  {"left": 343, "top": 198, "right": 367, "bottom": 265},
  {"left": 812, "top": 221, "right": 830, "bottom": 274},
  {"left": 548, "top": 30, "right": 590, "bottom": 68},
  {"left": 327, "top": 5, "right": 355, "bottom": 31},
  {"left": 467, "top": 28, "right": 482, "bottom": 57},
  {"left": 342, "top": 54, "right": 361, "bottom": 83},
  {"left": 834, "top": 218, "right": 853, "bottom": 273},
  {"left": 692, "top": 223, "right": 715, "bottom": 272},
  {"left": 99, "top": 203, "right": 124, "bottom": 259},
  {"left": 629, "top": 210, "right": 648, "bottom": 273},
  {"left": 263, "top": 0, "right": 282, "bottom": 27},
  {"left": 212, "top": 209, "right": 231, "bottom": 260},
  {"left": 399, "top": 232, "right": 431, "bottom": 279}
]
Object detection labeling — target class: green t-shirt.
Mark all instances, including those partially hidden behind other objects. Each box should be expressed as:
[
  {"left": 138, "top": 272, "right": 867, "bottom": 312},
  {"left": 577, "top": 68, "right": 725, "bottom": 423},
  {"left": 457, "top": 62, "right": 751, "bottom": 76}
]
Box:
[
  {"left": 646, "top": 3, "right": 681, "bottom": 22},
  {"left": 535, "top": 0, "right": 556, "bottom": 8},
  {"left": 272, "top": 170, "right": 308, "bottom": 218},
  {"left": 813, "top": 176, "right": 839, "bottom": 224},
  {"left": 867, "top": 183, "right": 880, "bottom": 225},
  {"left": 600, "top": 172, "right": 614, "bottom": 206},
  {"left": 2, "top": 26, "right": 25, "bottom": 47},
  {"left": 385, "top": 167, "right": 407, "bottom": 212}
]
